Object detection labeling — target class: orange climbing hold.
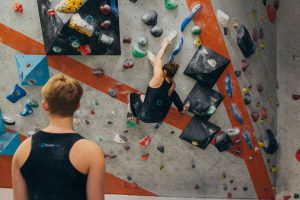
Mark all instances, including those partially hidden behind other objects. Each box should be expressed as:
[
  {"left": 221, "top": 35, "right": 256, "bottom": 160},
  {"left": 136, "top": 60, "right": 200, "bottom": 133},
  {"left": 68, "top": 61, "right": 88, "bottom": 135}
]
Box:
[
  {"left": 138, "top": 135, "right": 151, "bottom": 147},
  {"left": 141, "top": 153, "right": 149, "bottom": 161}
]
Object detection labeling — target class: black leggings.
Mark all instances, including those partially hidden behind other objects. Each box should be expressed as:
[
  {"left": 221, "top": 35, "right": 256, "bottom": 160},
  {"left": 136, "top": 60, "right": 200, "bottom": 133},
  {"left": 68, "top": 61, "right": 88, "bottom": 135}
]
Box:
[{"left": 169, "top": 90, "right": 184, "bottom": 112}]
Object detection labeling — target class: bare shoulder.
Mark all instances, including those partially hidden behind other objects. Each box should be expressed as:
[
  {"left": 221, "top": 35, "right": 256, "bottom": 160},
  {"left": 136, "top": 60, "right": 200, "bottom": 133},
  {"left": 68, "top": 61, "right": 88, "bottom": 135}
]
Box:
[
  {"left": 14, "top": 137, "right": 32, "bottom": 167},
  {"left": 72, "top": 139, "right": 104, "bottom": 161}
]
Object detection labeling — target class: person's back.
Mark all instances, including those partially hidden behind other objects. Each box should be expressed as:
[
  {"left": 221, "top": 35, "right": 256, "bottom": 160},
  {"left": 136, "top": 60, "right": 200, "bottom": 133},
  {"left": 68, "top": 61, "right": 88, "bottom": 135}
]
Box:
[{"left": 12, "top": 74, "right": 105, "bottom": 200}]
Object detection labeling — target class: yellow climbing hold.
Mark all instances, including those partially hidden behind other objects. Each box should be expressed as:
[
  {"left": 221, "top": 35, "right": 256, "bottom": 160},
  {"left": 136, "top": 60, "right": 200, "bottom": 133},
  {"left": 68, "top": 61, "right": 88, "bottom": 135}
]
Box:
[
  {"left": 271, "top": 166, "right": 277, "bottom": 174},
  {"left": 192, "top": 141, "right": 199, "bottom": 146},
  {"left": 259, "top": 41, "right": 266, "bottom": 49},
  {"left": 242, "top": 88, "right": 249, "bottom": 94},
  {"left": 232, "top": 20, "right": 239, "bottom": 28},
  {"left": 69, "top": 14, "right": 94, "bottom": 37},
  {"left": 193, "top": 38, "right": 202, "bottom": 48},
  {"left": 258, "top": 119, "right": 264, "bottom": 125},
  {"left": 258, "top": 141, "right": 265, "bottom": 147},
  {"left": 56, "top": 0, "right": 84, "bottom": 13}
]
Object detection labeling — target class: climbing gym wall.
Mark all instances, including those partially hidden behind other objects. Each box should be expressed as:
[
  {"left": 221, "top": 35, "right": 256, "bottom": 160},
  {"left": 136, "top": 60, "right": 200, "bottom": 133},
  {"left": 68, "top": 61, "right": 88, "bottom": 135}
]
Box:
[{"left": 0, "top": 0, "right": 283, "bottom": 199}]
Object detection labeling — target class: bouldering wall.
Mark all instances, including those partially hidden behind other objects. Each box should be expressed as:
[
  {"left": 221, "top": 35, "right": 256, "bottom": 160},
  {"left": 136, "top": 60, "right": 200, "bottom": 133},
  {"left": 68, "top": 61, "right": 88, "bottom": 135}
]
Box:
[
  {"left": 0, "top": 0, "right": 282, "bottom": 199},
  {"left": 276, "top": 1, "right": 300, "bottom": 199}
]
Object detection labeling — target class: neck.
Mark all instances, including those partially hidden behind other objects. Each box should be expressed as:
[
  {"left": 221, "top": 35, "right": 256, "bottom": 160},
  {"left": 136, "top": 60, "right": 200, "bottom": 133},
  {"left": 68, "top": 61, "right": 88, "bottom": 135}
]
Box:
[{"left": 43, "top": 115, "right": 75, "bottom": 134}]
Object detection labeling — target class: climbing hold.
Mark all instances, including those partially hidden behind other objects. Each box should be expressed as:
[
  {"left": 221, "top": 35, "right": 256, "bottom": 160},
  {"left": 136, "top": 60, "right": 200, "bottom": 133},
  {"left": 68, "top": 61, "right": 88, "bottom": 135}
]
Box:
[
  {"left": 108, "top": 88, "right": 117, "bottom": 98},
  {"left": 129, "top": 0, "right": 138, "bottom": 2},
  {"left": 244, "top": 93, "right": 251, "bottom": 105},
  {"left": 124, "top": 145, "right": 130, "bottom": 151},
  {"left": 55, "top": 0, "right": 83, "bottom": 13},
  {"left": 242, "top": 87, "right": 249, "bottom": 94},
  {"left": 244, "top": 128, "right": 253, "bottom": 149},
  {"left": 132, "top": 43, "right": 147, "bottom": 58},
  {"left": 141, "top": 153, "right": 149, "bottom": 161},
  {"left": 191, "top": 164, "right": 196, "bottom": 168},
  {"left": 6, "top": 84, "right": 27, "bottom": 103},
  {"left": 232, "top": 19, "right": 239, "bottom": 29},
  {"left": 0, "top": 110, "right": 5, "bottom": 133},
  {"left": 217, "top": 10, "right": 229, "bottom": 35},
  {"left": 225, "top": 128, "right": 240, "bottom": 137},
  {"left": 240, "top": 59, "right": 249, "bottom": 72},
  {"left": 252, "top": 28, "right": 260, "bottom": 42},
  {"left": 194, "top": 184, "right": 200, "bottom": 190},
  {"left": 157, "top": 146, "right": 165, "bottom": 153},
  {"left": 191, "top": 25, "right": 201, "bottom": 35},
  {"left": 251, "top": 9, "right": 257, "bottom": 19},
  {"left": 251, "top": 112, "right": 259, "bottom": 122},
  {"left": 193, "top": 38, "right": 202, "bottom": 48},
  {"left": 214, "top": 132, "right": 234, "bottom": 152},
  {"left": 101, "top": 20, "right": 111, "bottom": 29},
  {"left": 165, "top": 0, "right": 178, "bottom": 9},
  {"left": 20, "top": 104, "right": 33, "bottom": 117},
  {"left": 150, "top": 26, "right": 163, "bottom": 37},
  {"left": 84, "top": 120, "right": 90, "bottom": 125},
  {"left": 3, "top": 116, "right": 15, "bottom": 126},
  {"left": 260, "top": 106, "right": 268, "bottom": 120},
  {"left": 100, "top": 34, "right": 114, "bottom": 46},
  {"left": 227, "top": 193, "right": 232, "bottom": 198},
  {"left": 230, "top": 180, "right": 234, "bottom": 184},
  {"left": 257, "top": 84, "right": 264, "bottom": 92},
  {"left": 138, "top": 36, "right": 148, "bottom": 47},
  {"left": 96, "top": 136, "right": 103, "bottom": 142},
  {"left": 243, "top": 186, "right": 248, "bottom": 191},
  {"left": 221, "top": 173, "right": 226, "bottom": 179},
  {"left": 105, "top": 153, "right": 117, "bottom": 159},
  {"left": 267, "top": 4, "right": 276, "bottom": 23},
  {"left": 93, "top": 68, "right": 105, "bottom": 77},
  {"left": 114, "top": 134, "right": 127, "bottom": 144},
  {"left": 292, "top": 94, "right": 300, "bottom": 100},
  {"left": 69, "top": 14, "right": 95, "bottom": 37},
  {"left": 259, "top": 28, "right": 264, "bottom": 39},
  {"left": 236, "top": 25, "right": 256, "bottom": 58},
  {"left": 13, "top": 3, "right": 23, "bottom": 12},
  {"left": 263, "top": 129, "right": 279, "bottom": 154},
  {"left": 123, "top": 35, "right": 132, "bottom": 44},
  {"left": 77, "top": 44, "right": 91, "bottom": 56},
  {"left": 230, "top": 104, "right": 244, "bottom": 124},
  {"left": 294, "top": 194, "right": 300, "bottom": 199},
  {"left": 26, "top": 98, "right": 39, "bottom": 108},
  {"left": 181, "top": 4, "right": 202, "bottom": 32},
  {"left": 142, "top": 10, "right": 158, "bottom": 26},
  {"left": 53, "top": 46, "right": 62, "bottom": 53},
  {"left": 274, "top": 0, "right": 279, "bottom": 10},
  {"left": 127, "top": 176, "right": 132, "bottom": 181},
  {"left": 296, "top": 149, "right": 300, "bottom": 162},
  {"left": 123, "top": 58, "right": 134, "bottom": 69},
  {"left": 100, "top": 4, "right": 111, "bottom": 15},
  {"left": 223, "top": 185, "right": 228, "bottom": 191},
  {"left": 271, "top": 165, "right": 277, "bottom": 174},
  {"left": 225, "top": 73, "right": 233, "bottom": 98},
  {"left": 235, "top": 69, "right": 241, "bottom": 77},
  {"left": 262, "top": 0, "right": 267, "bottom": 6},
  {"left": 138, "top": 135, "right": 151, "bottom": 147}
]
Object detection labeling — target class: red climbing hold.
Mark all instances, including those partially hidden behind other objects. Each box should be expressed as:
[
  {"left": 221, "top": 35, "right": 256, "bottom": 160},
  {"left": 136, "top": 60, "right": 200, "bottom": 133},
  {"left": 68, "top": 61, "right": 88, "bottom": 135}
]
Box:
[
  {"left": 139, "top": 135, "right": 151, "bottom": 147},
  {"left": 296, "top": 149, "right": 300, "bottom": 162},
  {"left": 77, "top": 45, "right": 91, "bottom": 56},
  {"left": 292, "top": 94, "right": 300, "bottom": 100},
  {"left": 260, "top": 106, "right": 268, "bottom": 120},
  {"left": 283, "top": 195, "right": 292, "bottom": 200},
  {"left": 90, "top": 110, "right": 95, "bottom": 115},
  {"left": 141, "top": 153, "right": 149, "bottom": 161},
  {"left": 267, "top": 4, "right": 276, "bottom": 23},
  {"left": 13, "top": 3, "right": 23, "bottom": 13},
  {"left": 240, "top": 59, "right": 249, "bottom": 72},
  {"left": 251, "top": 112, "right": 259, "bottom": 122},
  {"left": 26, "top": 63, "right": 31, "bottom": 68},
  {"left": 47, "top": 9, "right": 55, "bottom": 16},
  {"left": 257, "top": 84, "right": 264, "bottom": 92}
]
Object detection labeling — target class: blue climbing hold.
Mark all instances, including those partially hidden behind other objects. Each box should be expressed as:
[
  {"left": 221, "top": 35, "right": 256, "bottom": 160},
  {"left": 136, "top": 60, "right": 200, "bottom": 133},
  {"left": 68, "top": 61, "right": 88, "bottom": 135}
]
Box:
[
  {"left": 6, "top": 84, "right": 27, "bottom": 103},
  {"left": 243, "top": 127, "right": 253, "bottom": 149},
  {"left": 225, "top": 73, "right": 233, "bottom": 98},
  {"left": 110, "top": 0, "right": 119, "bottom": 17},
  {"left": 20, "top": 104, "right": 33, "bottom": 117},
  {"left": 230, "top": 104, "right": 243, "bottom": 124}
]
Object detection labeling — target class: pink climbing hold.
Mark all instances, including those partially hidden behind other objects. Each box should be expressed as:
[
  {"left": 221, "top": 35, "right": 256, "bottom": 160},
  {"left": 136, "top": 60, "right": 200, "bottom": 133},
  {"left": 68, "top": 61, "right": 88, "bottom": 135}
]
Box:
[
  {"left": 267, "top": 4, "right": 276, "bottom": 23},
  {"left": 296, "top": 149, "right": 300, "bottom": 162},
  {"left": 123, "top": 58, "right": 134, "bottom": 69},
  {"left": 101, "top": 20, "right": 111, "bottom": 30},
  {"left": 100, "top": 4, "right": 111, "bottom": 15},
  {"left": 138, "top": 135, "right": 151, "bottom": 147},
  {"left": 240, "top": 59, "right": 249, "bottom": 72},
  {"left": 252, "top": 28, "right": 259, "bottom": 42},
  {"left": 13, "top": 3, "right": 23, "bottom": 13},
  {"left": 260, "top": 106, "right": 268, "bottom": 120},
  {"left": 257, "top": 84, "right": 264, "bottom": 92},
  {"left": 141, "top": 153, "right": 149, "bottom": 161}
]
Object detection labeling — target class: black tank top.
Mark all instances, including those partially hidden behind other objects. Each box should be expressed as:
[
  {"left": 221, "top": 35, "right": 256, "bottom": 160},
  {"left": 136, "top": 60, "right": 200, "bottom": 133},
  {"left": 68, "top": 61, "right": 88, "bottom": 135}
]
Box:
[
  {"left": 140, "top": 79, "right": 172, "bottom": 122},
  {"left": 20, "top": 131, "right": 87, "bottom": 200}
]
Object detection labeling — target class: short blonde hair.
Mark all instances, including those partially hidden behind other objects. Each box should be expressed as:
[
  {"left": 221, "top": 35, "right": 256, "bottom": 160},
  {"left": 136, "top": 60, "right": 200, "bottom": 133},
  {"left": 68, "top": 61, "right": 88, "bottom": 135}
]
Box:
[{"left": 42, "top": 74, "right": 83, "bottom": 117}]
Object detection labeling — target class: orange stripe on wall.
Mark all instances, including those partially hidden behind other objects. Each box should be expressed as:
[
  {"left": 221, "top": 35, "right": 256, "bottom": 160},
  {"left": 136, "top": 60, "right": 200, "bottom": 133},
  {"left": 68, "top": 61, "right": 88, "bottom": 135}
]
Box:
[{"left": 185, "top": 0, "right": 275, "bottom": 199}]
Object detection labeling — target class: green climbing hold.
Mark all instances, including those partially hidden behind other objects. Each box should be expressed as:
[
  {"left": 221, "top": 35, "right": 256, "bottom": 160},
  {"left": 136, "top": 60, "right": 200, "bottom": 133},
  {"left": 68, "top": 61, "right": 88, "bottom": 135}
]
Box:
[
  {"left": 127, "top": 121, "right": 137, "bottom": 128},
  {"left": 191, "top": 25, "right": 201, "bottom": 35},
  {"left": 165, "top": 0, "right": 178, "bottom": 9},
  {"left": 132, "top": 43, "right": 146, "bottom": 58}
]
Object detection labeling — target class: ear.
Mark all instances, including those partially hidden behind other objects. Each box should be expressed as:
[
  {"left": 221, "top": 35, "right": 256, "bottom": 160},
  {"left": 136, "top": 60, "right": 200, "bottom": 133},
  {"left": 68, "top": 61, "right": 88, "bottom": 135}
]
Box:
[
  {"left": 76, "top": 102, "right": 81, "bottom": 110},
  {"left": 41, "top": 100, "right": 49, "bottom": 112}
]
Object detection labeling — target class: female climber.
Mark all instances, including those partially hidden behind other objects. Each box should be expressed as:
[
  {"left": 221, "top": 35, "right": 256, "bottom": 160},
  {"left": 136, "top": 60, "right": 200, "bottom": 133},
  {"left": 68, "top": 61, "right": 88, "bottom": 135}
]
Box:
[{"left": 127, "top": 31, "right": 190, "bottom": 126}]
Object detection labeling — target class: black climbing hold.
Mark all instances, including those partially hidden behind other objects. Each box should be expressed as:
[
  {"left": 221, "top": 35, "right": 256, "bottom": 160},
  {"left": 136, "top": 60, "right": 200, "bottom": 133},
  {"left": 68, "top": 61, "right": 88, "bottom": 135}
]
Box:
[
  {"left": 263, "top": 129, "right": 279, "bottom": 154},
  {"left": 127, "top": 176, "right": 132, "bottom": 181},
  {"left": 123, "top": 130, "right": 128, "bottom": 133},
  {"left": 233, "top": 187, "right": 237, "bottom": 191},
  {"left": 236, "top": 25, "right": 256, "bottom": 58},
  {"left": 294, "top": 193, "right": 300, "bottom": 199},
  {"left": 180, "top": 116, "right": 221, "bottom": 150},
  {"left": 130, "top": 0, "right": 138, "bottom": 2},
  {"left": 107, "top": 121, "right": 113, "bottom": 125},
  {"left": 150, "top": 25, "right": 163, "bottom": 37},
  {"left": 184, "top": 83, "right": 224, "bottom": 120},
  {"left": 184, "top": 45, "right": 230, "bottom": 88},
  {"left": 235, "top": 69, "right": 241, "bottom": 77},
  {"left": 262, "top": 0, "right": 267, "bottom": 6},
  {"left": 194, "top": 184, "right": 200, "bottom": 190},
  {"left": 142, "top": 10, "right": 158, "bottom": 26},
  {"left": 170, "top": 131, "right": 175, "bottom": 134},
  {"left": 230, "top": 180, "right": 234, "bottom": 184},
  {"left": 214, "top": 132, "right": 234, "bottom": 152},
  {"left": 274, "top": 0, "right": 279, "bottom": 10},
  {"left": 93, "top": 68, "right": 105, "bottom": 77},
  {"left": 192, "top": 164, "right": 196, "bottom": 168},
  {"left": 223, "top": 185, "right": 228, "bottom": 191},
  {"left": 244, "top": 93, "right": 252, "bottom": 105},
  {"left": 243, "top": 186, "right": 248, "bottom": 191},
  {"left": 124, "top": 146, "right": 130, "bottom": 151},
  {"left": 108, "top": 88, "right": 117, "bottom": 98},
  {"left": 157, "top": 146, "right": 165, "bottom": 153}
]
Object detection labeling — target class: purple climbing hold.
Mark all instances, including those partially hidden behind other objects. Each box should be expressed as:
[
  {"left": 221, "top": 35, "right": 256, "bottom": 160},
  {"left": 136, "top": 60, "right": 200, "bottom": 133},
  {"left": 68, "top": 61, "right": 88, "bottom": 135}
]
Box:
[
  {"left": 150, "top": 25, "right": 163, "bottom": 37},
  {"left": 100, "top": 4, "right": 111, "bottom": 15},
  {"left": 142, "top": 10, "right": 158, "bottom": 26},
  {"left": 101, "top": 20, "right": 111, "bottom": 29},
  {"left": 123, "top": 58, "right": 134, "bottom": 69}
]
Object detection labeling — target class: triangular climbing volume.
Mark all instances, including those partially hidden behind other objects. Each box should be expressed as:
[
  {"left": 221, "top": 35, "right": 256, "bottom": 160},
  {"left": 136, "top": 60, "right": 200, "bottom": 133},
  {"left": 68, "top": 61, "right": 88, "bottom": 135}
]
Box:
[
  {"left": 37, "top": 0, "right": 121, "bottom": 55},
  {"left": 16, "top": 54, "right": 50, "bottom": 86}
]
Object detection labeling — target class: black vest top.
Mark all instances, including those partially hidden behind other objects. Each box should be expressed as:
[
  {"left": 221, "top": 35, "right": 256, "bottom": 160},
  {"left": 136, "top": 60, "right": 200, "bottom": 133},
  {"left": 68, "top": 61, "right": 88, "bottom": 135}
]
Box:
[{"left": 20, "top": 131, "right": 87, "bottom": 200}]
